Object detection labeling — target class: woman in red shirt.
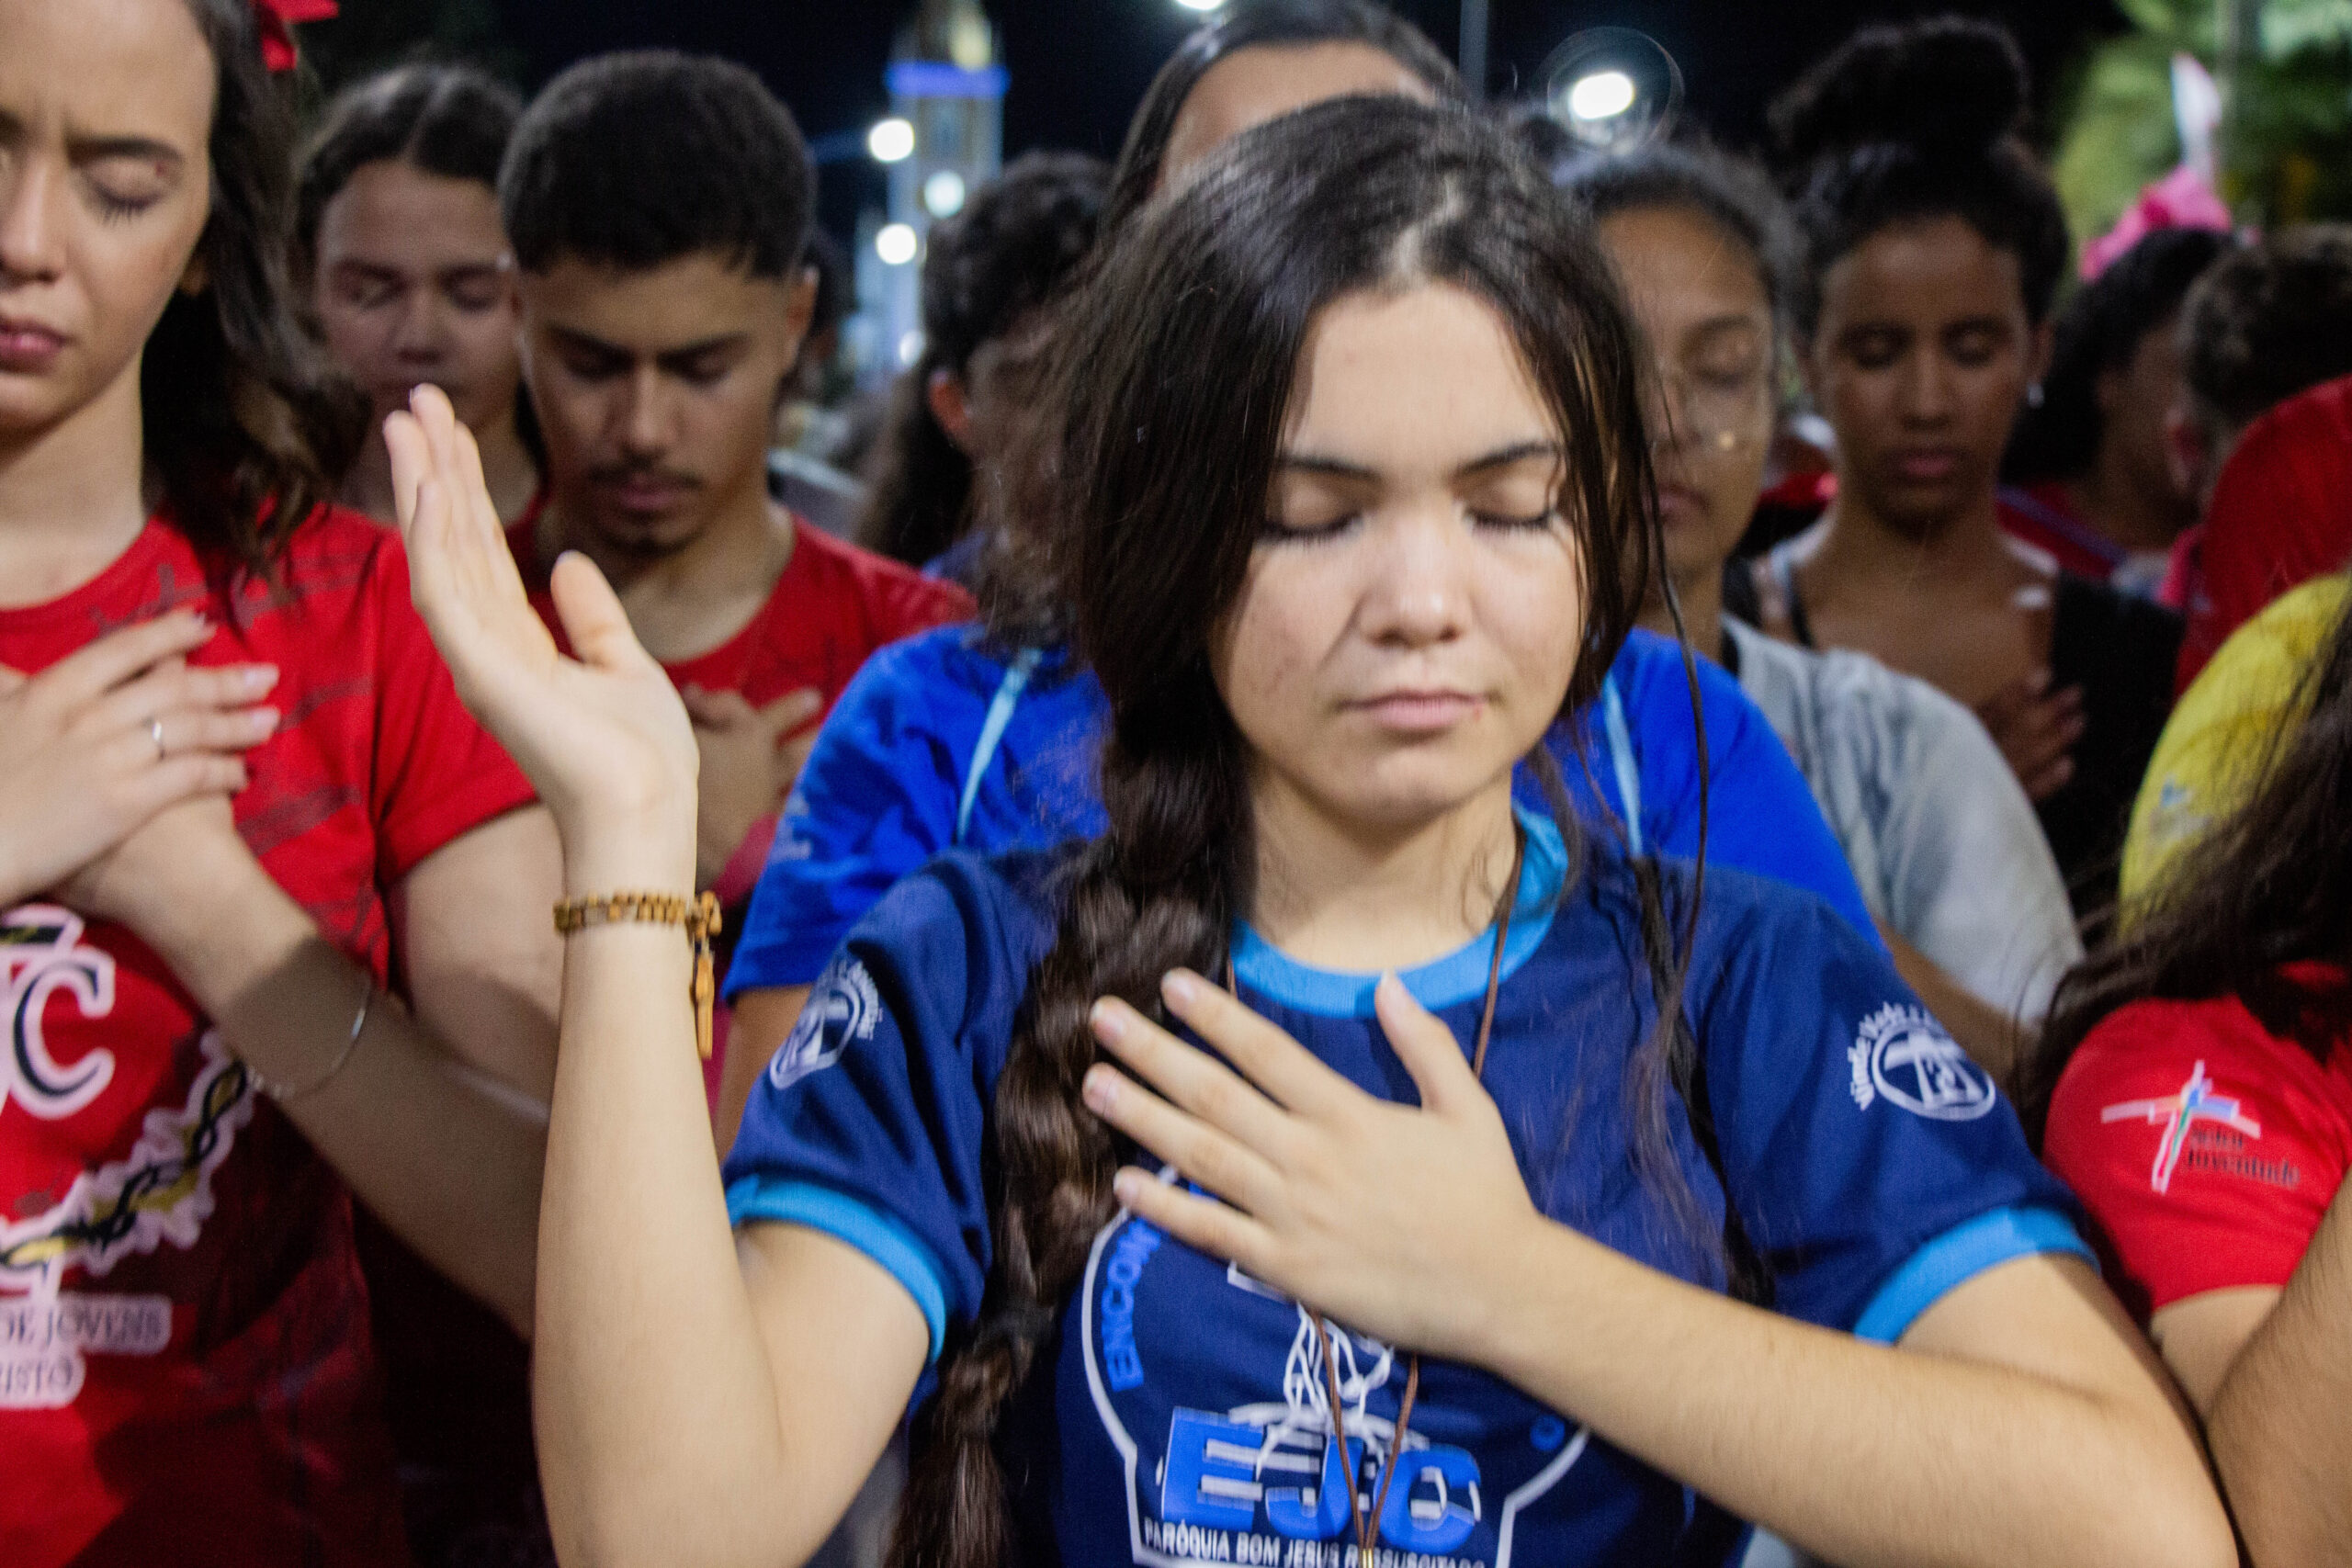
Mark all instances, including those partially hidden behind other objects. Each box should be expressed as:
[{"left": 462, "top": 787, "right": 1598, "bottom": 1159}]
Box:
[
  {"left": 2034, "top": 583, "right": 2352, "bottom": 1565},
  {"left": 0, "top": 2, "right": 560, "bottom": 1562}
]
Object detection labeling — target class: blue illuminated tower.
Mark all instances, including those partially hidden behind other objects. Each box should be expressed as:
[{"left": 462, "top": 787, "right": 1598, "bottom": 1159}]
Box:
[{"left": 857, "top": 0, "right": 1004, "bottom": 381}]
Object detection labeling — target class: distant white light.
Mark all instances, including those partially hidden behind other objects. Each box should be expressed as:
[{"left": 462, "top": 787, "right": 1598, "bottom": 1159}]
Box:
[
  {"left": 899, "top": 330, "right": 926, "bottom": 366},
  {"left": 867, "top": 117, "right": 916, "bottom": 164},
  {"left": 922, "top": 169, "right": 968, "bottom": 218},
  {"left": 1566, "top": 69, "right": 1637, "bottom": 121},
  {"left": 876, "top": 222, "right": 920, "bottom": 266},
  {"left": 1175, "top": 0, "right": 1226, "bottom": 11}
]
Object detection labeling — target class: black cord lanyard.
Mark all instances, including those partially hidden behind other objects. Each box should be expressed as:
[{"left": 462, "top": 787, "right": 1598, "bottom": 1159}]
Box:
[{"left": 1225, "top": 824, "right": 1524, "bottom": 1560}]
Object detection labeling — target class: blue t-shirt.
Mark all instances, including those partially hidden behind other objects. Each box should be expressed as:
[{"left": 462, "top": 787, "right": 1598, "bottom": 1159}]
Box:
[
  {"left": 724, "top": 813, "right": 2086, "bottom": 1566},
  {"left": 728, "top": 626, "right": 1873, "bottom": 996}
]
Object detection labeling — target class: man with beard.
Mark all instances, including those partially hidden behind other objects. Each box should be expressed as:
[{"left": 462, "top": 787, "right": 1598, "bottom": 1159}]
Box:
[{"left": 498, "top": 51, "right": 971, "bottom": 1112}]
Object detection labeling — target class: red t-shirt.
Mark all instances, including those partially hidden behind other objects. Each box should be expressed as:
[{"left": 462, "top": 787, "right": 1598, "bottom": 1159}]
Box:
[
  {"left": 2044, "top": 978, "right": 2352, "bottom": 1321},
  {"left": 0, "top": 509, "right": 535, "bottom": 1567},
  {"left": 507, "top": 513, "right": 971, "bottom": 1096}
]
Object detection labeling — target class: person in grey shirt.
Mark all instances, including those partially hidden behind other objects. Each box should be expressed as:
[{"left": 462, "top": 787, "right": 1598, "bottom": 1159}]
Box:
[{"left": 1566, "top": 139, "right": 2078, "bottom": 1086}]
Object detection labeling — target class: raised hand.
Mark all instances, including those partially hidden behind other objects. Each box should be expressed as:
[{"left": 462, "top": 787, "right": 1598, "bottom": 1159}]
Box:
[
  {"left": 1081, "top": 969, "right": 1541, "bottom": 1361},
  {"left": 0, "top": 611, "right": 277, "bottom": 908},
  {"left": 387, "top": 386, "right": 698, "bottom": 888},
  {"left": 680, "top": 685, "right": 823, "bottom": 889}
]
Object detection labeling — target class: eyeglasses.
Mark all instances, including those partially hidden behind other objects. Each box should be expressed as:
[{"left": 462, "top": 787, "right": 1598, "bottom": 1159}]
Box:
[{"left": 1646, "top": 359, "right": 1775, "bottom": 458}]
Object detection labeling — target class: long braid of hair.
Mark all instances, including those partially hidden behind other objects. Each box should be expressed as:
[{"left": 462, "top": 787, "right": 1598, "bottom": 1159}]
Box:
[{"left": 892, "top": 705, "right": 1253, "bottom": 1568}]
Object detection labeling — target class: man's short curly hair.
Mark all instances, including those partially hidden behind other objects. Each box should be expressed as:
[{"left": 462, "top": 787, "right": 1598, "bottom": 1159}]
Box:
[{"left": 501, "top": 51, "right": 812, "bottom": 280}]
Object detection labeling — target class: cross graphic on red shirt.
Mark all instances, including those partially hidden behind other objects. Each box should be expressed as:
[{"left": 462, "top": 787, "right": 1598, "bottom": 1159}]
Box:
[{"left": 2101, "top": 1060, "right": 2263, "bottom": 1195}]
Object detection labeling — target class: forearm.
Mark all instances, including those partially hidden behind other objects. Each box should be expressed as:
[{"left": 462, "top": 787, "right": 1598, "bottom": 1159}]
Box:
[
  {"left": 534, "top": 843, "right": 837, "bottom": 1568},
  {"left": 2208, "top": 1181, "right": 2352, "bottom": 1567},
  {"left": 133, "top": 867, "right": 545, "bottom": 1328},
  {"left": 1477, "top": 1220, "right": 2223, "bottom": 1568},
  {"left": 715, "top": 983, "right": 810, "bottom": 1153}
]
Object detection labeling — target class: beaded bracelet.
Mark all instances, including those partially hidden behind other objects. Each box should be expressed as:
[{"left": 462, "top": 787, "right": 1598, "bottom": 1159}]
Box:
[{"left": 552, "top": 891, "right": 724, "bottom": 1059}]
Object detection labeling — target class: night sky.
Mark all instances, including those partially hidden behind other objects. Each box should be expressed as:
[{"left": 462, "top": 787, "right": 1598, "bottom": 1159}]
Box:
[{"left": 495, "top": 1, "right": 2128, "bottom": 242}]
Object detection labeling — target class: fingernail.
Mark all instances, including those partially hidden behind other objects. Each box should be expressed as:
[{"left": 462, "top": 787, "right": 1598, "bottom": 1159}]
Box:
[
  {"left": 1161, "top": 970, "right": 1200, "bottom": 1008},
  {"left": 1090, "top": 998, "right": 1126, "bottom": 1043},
  {"left": 1112, "top": 1170, "right": 1141, "bottom": 1206},
  {"left": 250, "top": 706, "right": 280, "bottom": 735},
  {"left": 243, "top": 665, "right": 278, "bottom": 692},
  {"left": 1082, "top": 1066, "right": 1116, "bottom": 1112}
]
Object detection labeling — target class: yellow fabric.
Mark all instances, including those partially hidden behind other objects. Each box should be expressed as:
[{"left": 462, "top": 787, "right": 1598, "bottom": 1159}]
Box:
[{"left": 2120, "top": 575, "right": 2349, "bottom": 915}]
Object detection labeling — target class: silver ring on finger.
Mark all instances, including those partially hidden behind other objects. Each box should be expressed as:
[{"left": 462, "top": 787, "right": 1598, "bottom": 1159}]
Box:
[{"left": 149, "top": 716, "right": 166, "bottom": 763}]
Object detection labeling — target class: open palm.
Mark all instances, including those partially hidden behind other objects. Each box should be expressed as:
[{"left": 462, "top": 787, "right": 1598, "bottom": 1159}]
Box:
[{"left": 388, "top": 388, "right": 697, "bottom": 852}]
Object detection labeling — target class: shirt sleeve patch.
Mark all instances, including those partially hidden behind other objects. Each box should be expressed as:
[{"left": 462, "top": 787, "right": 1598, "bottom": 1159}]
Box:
[
  {"left": 1848, "top": 1003, "right": 2000, "bottom": 1122},
  {"left": 766, "top": 956, "right": 884, "bottom": 1091},
  {"left": 726, "top": 1176, "right": 950, "bottom": 1363},
  {"left": 1854, "top": 1206, "right": 2094, "bottom": 1344}
]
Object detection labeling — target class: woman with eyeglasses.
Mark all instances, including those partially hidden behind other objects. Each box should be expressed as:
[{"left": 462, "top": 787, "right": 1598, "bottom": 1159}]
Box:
[{"left": 1569, "top": 142, "right": 2079, "bottom": 1086}]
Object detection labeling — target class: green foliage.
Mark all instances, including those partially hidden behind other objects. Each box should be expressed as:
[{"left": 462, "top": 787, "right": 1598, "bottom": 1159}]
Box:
[{"left": 2055, "top": 0, "right": 2352, "bottom": 236}]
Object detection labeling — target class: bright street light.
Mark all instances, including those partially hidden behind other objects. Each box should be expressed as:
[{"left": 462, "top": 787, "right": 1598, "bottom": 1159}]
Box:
[
  {"left": 923, "top": 169, "right": 967, "bottom": 218},
  {"left": 1566, "top": 69, "right": 1637, "bottom": 121},
  {"left": 876, "top": 222, "right": 920, "bottom": 266},
  {"left": 867, "top": 117, "right": 916, "bottom": 164},
  {"left": 1175, "top": 0, "right": 1226, "bottom": 12}
]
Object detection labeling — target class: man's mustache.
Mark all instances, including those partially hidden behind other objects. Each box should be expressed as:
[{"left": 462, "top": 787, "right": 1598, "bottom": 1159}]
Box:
[{"left": 586, "top": 462, "right": 702, "bottom": 491}]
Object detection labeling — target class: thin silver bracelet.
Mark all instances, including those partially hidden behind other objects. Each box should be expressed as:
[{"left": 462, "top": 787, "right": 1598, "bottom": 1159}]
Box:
[{"left": 250, "top": 983, "right": 372, "bottom": 1105}]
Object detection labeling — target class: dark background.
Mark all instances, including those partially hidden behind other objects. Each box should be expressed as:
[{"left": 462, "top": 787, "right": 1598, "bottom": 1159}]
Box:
[{"left": 476, "top": 2, "right": 2127, "bottom": 239}]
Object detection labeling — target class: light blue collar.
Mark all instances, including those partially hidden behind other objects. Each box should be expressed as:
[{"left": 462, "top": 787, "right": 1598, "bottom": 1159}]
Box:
[{"left": 1231, "top": 807, "right": 1567, "bottom": 1018}]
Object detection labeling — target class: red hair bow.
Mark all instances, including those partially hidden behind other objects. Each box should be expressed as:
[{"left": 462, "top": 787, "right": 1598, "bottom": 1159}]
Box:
[{"left": 253, "top": 0, "right": 338, "bottom": 72}]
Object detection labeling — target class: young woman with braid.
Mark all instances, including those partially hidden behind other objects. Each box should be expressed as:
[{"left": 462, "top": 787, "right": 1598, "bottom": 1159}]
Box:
[
  {"left": 718, "top": 0, "right": 1877, "bottom": 1145},
  {"left": 394, "top": 99, "right": 2227, "bottom": 1568},
  {"left": 0, "top": 0, "right": 561, "bottom": 1562}
]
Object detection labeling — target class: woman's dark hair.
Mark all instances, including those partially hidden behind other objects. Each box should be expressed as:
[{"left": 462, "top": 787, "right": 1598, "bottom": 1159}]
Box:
[
  {"left": 2005, "top": 228, "right": 2235, "bottom": 483},
  {"left": 138, "top": 0, "right": 358, "bottom": 570},
  {"left": 890, "top": 96, "right": 1686, "bottom": 1568},
  {"left": 854, "top": 152, "right": 1108, "bottom": 569},
  {"left": 2026, "top": 576, "right": 2352, "bottom": 1139},
  {"left": 1768, "top": 15, "right": 2071, "bottom": 339},
  {"left": 2181, "top": 224, "right": 2352, "bottom": 434},
  {"left": 1103, "top": 0, "right": 1462, "bottom": 231},
  {"left": 1557, "top": 139, "right": 1801, "bottom": 334},
  {"left": 289, "top": 62, "right": 520, "bottom": 288}
]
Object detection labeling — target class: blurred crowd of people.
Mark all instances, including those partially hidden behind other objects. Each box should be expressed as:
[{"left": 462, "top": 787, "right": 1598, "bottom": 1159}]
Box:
[{"left": 6, "top": 1, "right": 2352, "bottom": 1565}]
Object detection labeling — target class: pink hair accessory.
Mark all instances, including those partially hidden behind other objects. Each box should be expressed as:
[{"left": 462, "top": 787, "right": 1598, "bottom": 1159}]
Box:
[
  {"left": 252, "top": 0, "right": 337, "bottom": 72},
  {"left": 2080, "top": 164, "right": 2233, "bottom": 281}
]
